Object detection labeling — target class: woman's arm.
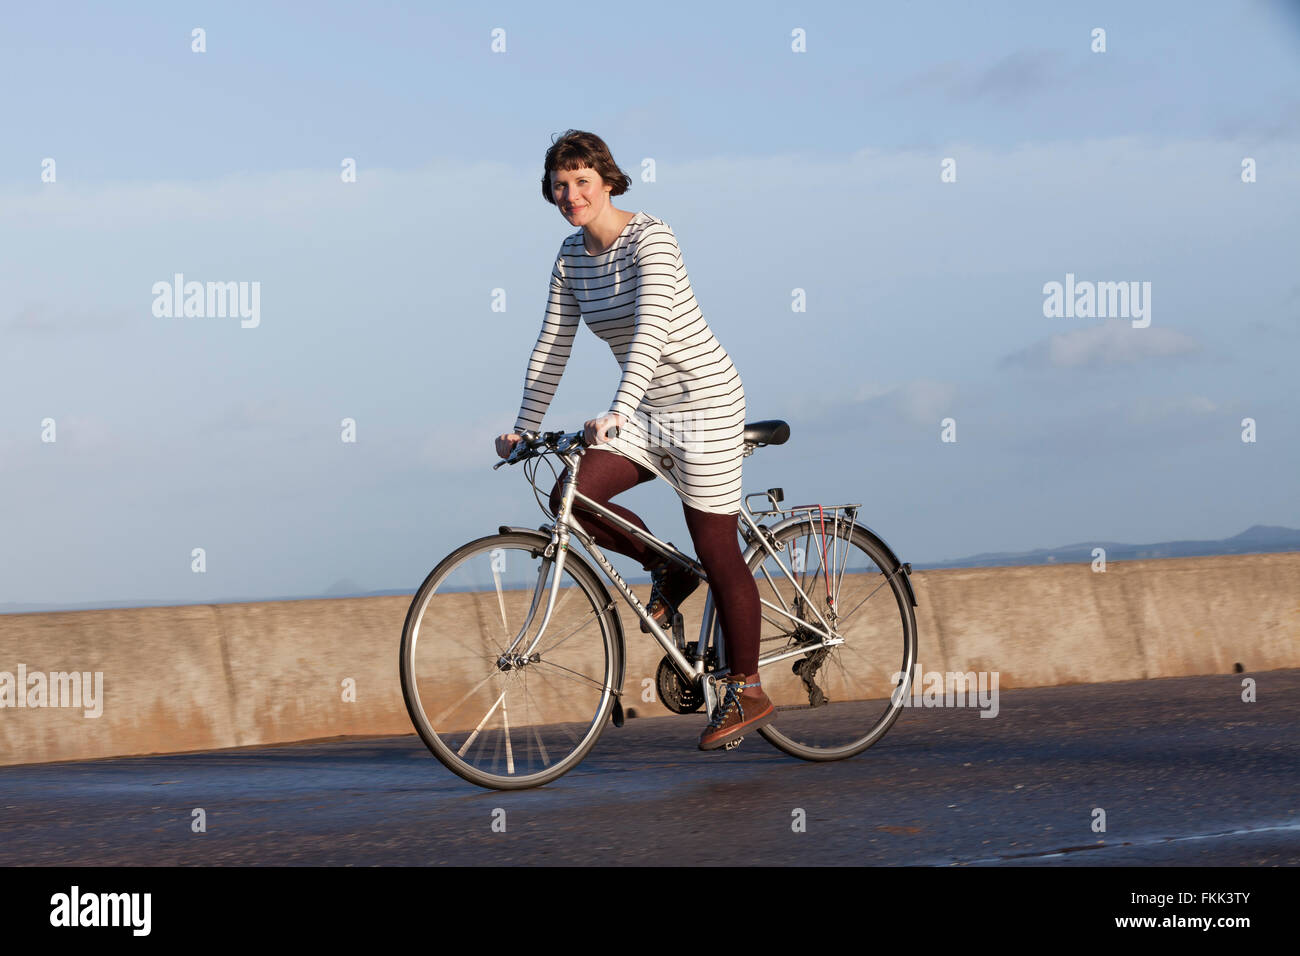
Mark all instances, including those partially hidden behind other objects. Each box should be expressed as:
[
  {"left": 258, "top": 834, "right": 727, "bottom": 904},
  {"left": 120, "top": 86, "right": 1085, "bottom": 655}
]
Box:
[
  {"left": 513, "top": 254, "right": 581, "bottom": 434},
  {"left": 607, "top": 222, "right": 678, "bottom": 421},
  {"left": 603, "top": 226, "right": 676, "bottom": 421}
]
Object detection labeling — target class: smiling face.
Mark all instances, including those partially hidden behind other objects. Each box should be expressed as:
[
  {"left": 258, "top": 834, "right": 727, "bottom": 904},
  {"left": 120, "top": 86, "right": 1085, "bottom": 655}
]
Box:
[{"left": 549, "top": 165, "right": 611, "bottom": 226}]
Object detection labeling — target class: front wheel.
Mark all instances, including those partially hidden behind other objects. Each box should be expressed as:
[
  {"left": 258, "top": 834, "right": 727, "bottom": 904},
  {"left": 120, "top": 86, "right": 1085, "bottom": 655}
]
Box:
[
  {"left": 742, "top": 516, "right": 918, "bottom": 761},
  {"left": 399, "top": 531, "right": 624, "bottom": 790}
]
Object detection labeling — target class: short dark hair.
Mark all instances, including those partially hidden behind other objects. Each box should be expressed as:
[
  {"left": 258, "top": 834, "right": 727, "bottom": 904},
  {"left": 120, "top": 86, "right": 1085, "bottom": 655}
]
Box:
[{"left": 540, "top": 130, "right": 631, "bottom": 205}]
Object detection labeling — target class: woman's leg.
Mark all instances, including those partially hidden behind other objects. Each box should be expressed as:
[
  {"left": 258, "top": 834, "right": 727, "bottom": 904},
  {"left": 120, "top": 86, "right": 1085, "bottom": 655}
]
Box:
[
  {"left": 681, "top": 505, "right": 760, "bottom": 679},
  {"left": 548, "top": 449, "right": 661, "bottom": 569},
  {"left": 685, "top": 503, "right": 772, "bottom": 750}
]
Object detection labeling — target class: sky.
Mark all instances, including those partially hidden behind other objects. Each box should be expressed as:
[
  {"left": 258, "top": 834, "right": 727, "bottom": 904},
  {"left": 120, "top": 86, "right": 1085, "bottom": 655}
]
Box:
[{"left": 2, "top": 0, "right": 1298, "bottom": 610}]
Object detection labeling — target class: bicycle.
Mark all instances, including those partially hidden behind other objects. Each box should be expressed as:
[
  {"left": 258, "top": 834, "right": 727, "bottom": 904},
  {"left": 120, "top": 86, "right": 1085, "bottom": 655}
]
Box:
[{"left": 399, "top": 420, "right": 919, "bottom": 790}]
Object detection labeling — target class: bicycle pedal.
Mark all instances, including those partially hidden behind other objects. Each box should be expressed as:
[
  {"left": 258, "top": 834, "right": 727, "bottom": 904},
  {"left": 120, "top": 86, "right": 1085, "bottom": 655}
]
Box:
[{"left": 723, "top": 736, "right": 744, "bottom": 751}]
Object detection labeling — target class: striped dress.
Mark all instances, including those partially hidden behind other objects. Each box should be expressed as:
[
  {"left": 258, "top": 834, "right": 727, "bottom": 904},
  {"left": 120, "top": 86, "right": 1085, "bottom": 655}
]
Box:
[{"left": 512, "top": 210, "right": 746, "bottom": 516}]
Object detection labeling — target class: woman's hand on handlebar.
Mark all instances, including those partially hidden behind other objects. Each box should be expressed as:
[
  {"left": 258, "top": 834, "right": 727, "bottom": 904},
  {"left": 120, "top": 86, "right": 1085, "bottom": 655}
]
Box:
[
  {"left": 495, "top": 432, "right": 523, "bottom": 459},
  {"left": 495, "top": 415, "right": 623, "bottom": 459},
  {"left": 583, "top": 412, "right": 625, "bottom": 446}
]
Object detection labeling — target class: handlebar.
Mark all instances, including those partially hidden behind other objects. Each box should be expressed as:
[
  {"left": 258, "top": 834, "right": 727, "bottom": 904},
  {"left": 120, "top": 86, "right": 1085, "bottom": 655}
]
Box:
[{"left": 493, "top": 425, "right": 620, "bottom": 470}]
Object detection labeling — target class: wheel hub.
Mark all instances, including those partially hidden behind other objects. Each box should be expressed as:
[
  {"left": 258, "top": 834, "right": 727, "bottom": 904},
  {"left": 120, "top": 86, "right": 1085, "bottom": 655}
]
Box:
[{"left": 496, "top": 652, "right": 541, "bottom": 671}]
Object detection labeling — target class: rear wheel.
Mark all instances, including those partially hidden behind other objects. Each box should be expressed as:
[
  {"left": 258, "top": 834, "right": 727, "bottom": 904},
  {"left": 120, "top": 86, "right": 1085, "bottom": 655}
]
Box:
[
  {"left": 743, "top": 516, "right": 917, "bottom": 760},
  {"left": 399, "top": 532, "right": 623, "bottom": 790}
]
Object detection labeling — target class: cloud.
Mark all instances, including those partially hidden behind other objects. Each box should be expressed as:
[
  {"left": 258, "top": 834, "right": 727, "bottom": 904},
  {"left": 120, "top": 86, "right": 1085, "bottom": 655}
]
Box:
[
  {"left": 1000, "top": 319, "right": 1202, "bottom": 369},
  {"left": 1244, "top": 318, "right": 1297, "bottom": 338},
  {"left": 416, "top": 413, "right": 526, "bottom": 475},
  {"left": 894, "top": 50, "right": 1068, "bottom": 103},
  {"left": 893, "top": 59, "right": 964, "bottom": 97},
  {"left": 790, "top": 378, "right": 959, "bottom": 431},
  {"left": 1125, "top": 395, "right": 1219, "bottom": 425},
  {"left": 888, "top": 379, "right": 960, "bottom": 426},
  {"left": 197, "top": 399, "right": 300, "bottom": 436},
  {"left": 29, "top": 415, "right": 116, "bottom": 452},
  {"left": 1210, "top": 97, "right": 1300, "bottom": 142},
  {"left": 966, "top": 51, "right": 1064, "bottom": 102},
  {"left": 1, "top": 160, "right": 516, "bottom": 234},
  {"left": 6, "top": 303, "right": 134, "bottom": 335},
  {"left": 848, "top": 381, "right": 894, "bottom": 403}
]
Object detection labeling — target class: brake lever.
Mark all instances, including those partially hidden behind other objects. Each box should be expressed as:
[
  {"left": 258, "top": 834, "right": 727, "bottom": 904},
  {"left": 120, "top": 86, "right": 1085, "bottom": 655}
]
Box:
[
  {"left": 494, "top": 446, "right": 526, "bottom": 470},
  {"left": 493, "top": 432, "right": 538, "bottom": 469}
]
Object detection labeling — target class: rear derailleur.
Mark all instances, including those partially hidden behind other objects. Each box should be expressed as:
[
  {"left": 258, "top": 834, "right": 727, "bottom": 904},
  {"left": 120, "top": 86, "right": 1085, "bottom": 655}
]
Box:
[{"left": 792, "top": 636, "right": 832, "bottom": 708}]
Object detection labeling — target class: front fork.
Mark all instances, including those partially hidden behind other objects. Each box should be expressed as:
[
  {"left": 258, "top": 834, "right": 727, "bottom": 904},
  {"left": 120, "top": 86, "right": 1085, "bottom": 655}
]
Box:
[
  {"left": 495, "top": 542, "right": 577, "bottom": 673},
  {"left": 495, "top": 452, "right": 583, "bottom": 670}
]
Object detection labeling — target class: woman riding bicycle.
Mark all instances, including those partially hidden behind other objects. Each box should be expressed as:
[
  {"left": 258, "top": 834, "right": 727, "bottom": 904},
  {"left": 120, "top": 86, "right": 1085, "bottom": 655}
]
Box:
[{"left": 494, "top": 129, "right": 772, "bottom": 750}]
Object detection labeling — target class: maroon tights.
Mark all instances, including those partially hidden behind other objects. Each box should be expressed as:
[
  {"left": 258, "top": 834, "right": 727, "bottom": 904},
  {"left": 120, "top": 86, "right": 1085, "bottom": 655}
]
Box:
[{"left": 548, "top": 449, "right": 761, "bottom": 677}]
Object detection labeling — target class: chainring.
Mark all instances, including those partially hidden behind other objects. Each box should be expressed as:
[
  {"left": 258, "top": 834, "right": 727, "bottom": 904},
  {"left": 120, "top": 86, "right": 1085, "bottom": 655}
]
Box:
[{"left": 656, "top": 655, "right": 705, "bottom": 714}]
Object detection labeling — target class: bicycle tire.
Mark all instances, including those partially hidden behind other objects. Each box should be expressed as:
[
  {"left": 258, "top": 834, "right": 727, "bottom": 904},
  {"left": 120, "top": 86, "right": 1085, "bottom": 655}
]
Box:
[
  {"left": 739, "top": 516, "right": 918, "bottom": 761},
  {"left": 400, "top": 531, "right": 624, "bottom": 790}
]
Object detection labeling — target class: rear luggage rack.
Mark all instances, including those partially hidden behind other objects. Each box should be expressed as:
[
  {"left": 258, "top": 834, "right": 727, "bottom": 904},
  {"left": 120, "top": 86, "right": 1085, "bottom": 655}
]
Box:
[{"left": 744, "top": 487, "right": 860, "bottom": 521}]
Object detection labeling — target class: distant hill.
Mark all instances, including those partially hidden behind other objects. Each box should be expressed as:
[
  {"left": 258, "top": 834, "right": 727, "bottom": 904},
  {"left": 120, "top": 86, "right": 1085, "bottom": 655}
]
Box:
[
  {"left": 914, "top": 524, "right": 1300, "bottom": 570},
  {"left": 3, "top": 525, "right": 1297, "bottom": 614}
]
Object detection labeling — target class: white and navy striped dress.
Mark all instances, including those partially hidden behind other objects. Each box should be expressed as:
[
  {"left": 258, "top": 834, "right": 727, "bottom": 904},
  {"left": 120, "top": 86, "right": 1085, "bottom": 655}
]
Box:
[{"left": 512, "top": 211, "right": 746, "bottom": 516}]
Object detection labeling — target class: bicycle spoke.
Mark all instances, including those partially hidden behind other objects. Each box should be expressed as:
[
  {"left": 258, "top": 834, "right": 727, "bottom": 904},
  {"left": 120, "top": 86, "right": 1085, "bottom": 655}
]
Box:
[
  {"left": 431, "top": 669, "right": 502, "bottom": 728},
  {"left": 530, "top": 659, "right": 611, "bottom": 695},
  {"left": 800, "top": 530, "right": 813, "bottom": 595},
  {"left": 501, "top": 693, "right": 515, "bottom": 775},
  {"left": 518, "top": 666, "right": 587, "bottom": 747},
  {"left": 529, "top": 720, "right": 552, "bottom": 768},
  {"left": 519, "top": 674, "right": 553, "bottom": 767},
  {"left": 758, "top": 605, "right": 795, "bottom": 631},
  {"left": 833, "top": 520, "right": 852, "bottom": 606},
  {"left": 435, "top": 620, "right": 504, "bottom": 664},
  {"left": 493, "top": 570, "right": 510, "bottom": 633},
  {"left": 810, "top": 521, "right": 828, "bottom": 602},
  {"left": 456, "top": 689, "right": 507, "bottom": 757},
  {"left": 549, "top": 575, "right": 579, "bottom": 617},
  {"left": 836, "top": 576, "right": 891, "bottom": 628},
  {"left": 829, "top": 647, "right": 853, "bottom": 694},
  {"left": 806, "top": 562, "right": 828, "bottom": 613},
  {"left": 533, "top": 604, "right": 604, "bottom": 658}
]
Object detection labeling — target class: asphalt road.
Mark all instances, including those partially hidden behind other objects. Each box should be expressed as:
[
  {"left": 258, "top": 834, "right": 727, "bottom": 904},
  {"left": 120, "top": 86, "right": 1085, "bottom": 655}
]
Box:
[{"left": 1, "top": 670, "right": 1296, "bottom": 866}]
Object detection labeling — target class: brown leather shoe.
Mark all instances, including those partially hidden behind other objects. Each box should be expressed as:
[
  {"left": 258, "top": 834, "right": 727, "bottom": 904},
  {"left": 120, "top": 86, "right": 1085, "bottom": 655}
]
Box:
[
  {"left": 639, "top": 559, "right": 700, "bottom": 633},
  {"left": 698, "top": 674, "right": 775, "bottom": 751}
]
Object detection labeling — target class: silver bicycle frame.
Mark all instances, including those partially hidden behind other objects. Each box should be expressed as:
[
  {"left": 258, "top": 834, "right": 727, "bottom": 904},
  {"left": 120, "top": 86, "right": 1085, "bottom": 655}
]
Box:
[{"left": 501, "top": 442, "right": 853, "bottom": 689}]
